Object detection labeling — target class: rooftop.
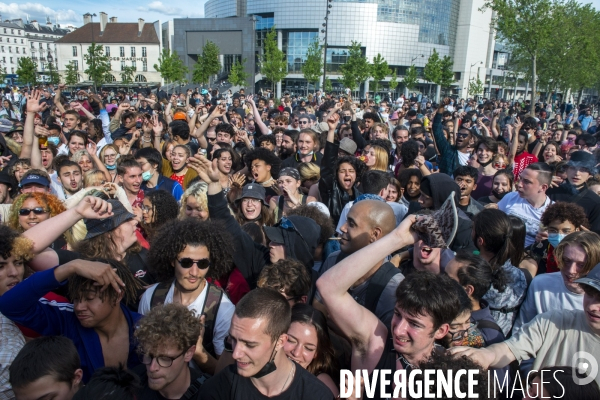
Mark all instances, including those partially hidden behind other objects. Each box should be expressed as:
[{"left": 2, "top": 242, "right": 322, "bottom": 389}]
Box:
[{"left": 55, "top": 23, "right": 159, "bottom": 44}]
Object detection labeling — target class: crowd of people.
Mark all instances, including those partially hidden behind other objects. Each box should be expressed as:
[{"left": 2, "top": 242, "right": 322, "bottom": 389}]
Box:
[{"left": 0, "top": 83, "right": 600, "bottom": 399}]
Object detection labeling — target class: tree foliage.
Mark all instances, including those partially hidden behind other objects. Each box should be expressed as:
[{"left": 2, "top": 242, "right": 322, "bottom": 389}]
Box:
[
  {"left": 403, "top": 65, "right": 418, "bottom": 90},
  {"left": 469, "top": 77, "right": 484, "bottom": 97},
  {"left": 260, "top": 27, "right": 287, "bottom": 93},
  {"left": 439, "top": 56, "right": 455, "bottom": 90},
  {"left": 154, "top": 49, "right": 188, "bottom": 92},
  {"left": 46, "top": 61, "right": 60, "bottom": 85},
  {"left": 370, "top": 53, "right": 391, "bottom": 94},
  {"left": 324, "top": 77, "right": 333, "bottom": 93},
  {"left": 389, "top": 73, "right": 399, "bottom": 91},
  {"left": 120, "top": 66, "right": 136, "bottom": 85},
  {"left": 16, "top": 57, "right": 38, "bottom": 86},
  {"left": 423, "top": 49, "right": 442, "bottom": 85},
  {"left": 340, "top": 41, "right": 370, "bottom": 94},
  {"left": 192, "top": 41, "right": 221, "bottom": 85},
  {"left": 64, "top": 61, "right": 79, "bottom": 86},
  {"left": 229, "top": 58, "right": 249, "bottom": 88},
  {"left": 83, "top": 43, "right": 111, "bottom": 89},
  {"left": 302, "top": 38, "right": 323, "bottom": 90}
]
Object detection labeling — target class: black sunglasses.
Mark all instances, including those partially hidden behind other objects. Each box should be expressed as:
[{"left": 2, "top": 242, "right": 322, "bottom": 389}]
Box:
[
  {"left": 177, "top": 258, "right": 211, "bottom": 269},
  {"left": 19, "top": 207, "right": 48, "bottom": 216}
]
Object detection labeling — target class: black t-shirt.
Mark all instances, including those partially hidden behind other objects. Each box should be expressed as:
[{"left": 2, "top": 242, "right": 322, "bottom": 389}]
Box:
[
  {"left": 133, "top": 364, "right": 205, "bottom": 400},
  {"left": 200, "top": 363, "right": 334, "bottom": 400}
]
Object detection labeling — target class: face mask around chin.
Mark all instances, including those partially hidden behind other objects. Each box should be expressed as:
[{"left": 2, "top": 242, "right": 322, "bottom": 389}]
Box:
[
  {"left": 47, "top": 136, "right": 60, "bottom": 146},
  {"left": 142, "top": 170, "right": 153, "bottom": 181}
]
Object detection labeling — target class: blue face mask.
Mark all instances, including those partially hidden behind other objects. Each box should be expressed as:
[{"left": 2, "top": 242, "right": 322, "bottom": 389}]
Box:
[
  {"left": 47, "top": 136, "right": 60, "bottom": 146},
  {"left": 548, "top": 233, "right": 566, "bottom": 248},
  {"left": 142, "top": 170, "right": 153, "bottom": 181},
  {"left": 105, "top": 164, "right": 117, "bottom": 170}
]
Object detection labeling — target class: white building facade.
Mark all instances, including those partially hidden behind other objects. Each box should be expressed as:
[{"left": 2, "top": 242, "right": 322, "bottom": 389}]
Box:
[
  {"left": 55, "top": 13, "right": 162, "bottom": 86},
  {"left": 0, "top": 22, "right": 26, "bottom": 75}
]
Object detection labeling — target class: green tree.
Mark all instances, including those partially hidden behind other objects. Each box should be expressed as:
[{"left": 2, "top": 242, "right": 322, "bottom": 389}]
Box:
[
  {"left": 370, "top": 53, "right": 391, "bottom": 95},
  {"left": 423, "top": 49, "right": 442, "bottom": 90},
  {"left": 0, "top": 66, "right": 6, "bottom": 84},
  {"left": 403, "top": 65, "right": 418, "bottom": 91},
  {"left": 482, "top": 0, "right": 555, "bottom": 110},
  {"left": 64, "top": 61, "right": 79, "bottom": 86},
  {"left": 16, "top": 57, "right": 38, "bottom": 86},
  {"left": 438, "top": 55, "right": 455, "bottom": 93},
  {"left": 192, "top": 41, "right": 221, "bottom": 86},
  {"left": 46, "top": 61, "right": 60, "bottom": 84},
  {"left": 154, "top": 49, "right": 188, "bottom": 94},
  {"left": 83, "top": 43, "right": 111, "bottom": 91},
  {"left": 340, "top": 41, "right": 370, "bottom": 96},
  {"left": 302, "top": 38, "right": 323, "bottom": 92},
  {"left": 229, "top": 58, "right": 249, "bottom": 88},
  {"left": 260, "top": 27, "right": 287, "bottom": 95},
  {"left": 324, "top": 77, "right": 333, "bottom": 93},
  {"left": 120, "top": 66, "right": 136, "bottom": 85},
  {"left": 389, "top": 73, "right": 399, "bottom": 93},
  {"left": 468, "top": 77, "right": 484, "bottom": 98}
]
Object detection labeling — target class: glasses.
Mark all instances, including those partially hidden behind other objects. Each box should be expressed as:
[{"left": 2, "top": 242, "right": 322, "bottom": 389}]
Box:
[
  {"left": 448, "top": 323, "right": 476, "bottom": 342},
  {"left": 207, "top": 137, "right": 217, "bottom": 142},
  {"left": 177, "top": 258, "right": 211, "bottom": 269},
  {"left": 139, "top": 350, "right": 185, "bottom": 368},
  {"left": 104, "top": 153, "right": 117, "bottom": 159},
  {"left": 141, "top": 205, "right": 151, "bottom": 213},
  {"left": 299, "top": 120, "right": 309, "bottom": 125},
  {"left": 19, "top": 207, "right": 48, "bottom": 216},
  {"left": 275, "top": 123, "right": 286, "bottom": 126},
  {"left": 242, "top": 198, "right": 261, "bottom": 205},
  {"left": 456, "top": 133, "right": 470, "bottom": 139}
]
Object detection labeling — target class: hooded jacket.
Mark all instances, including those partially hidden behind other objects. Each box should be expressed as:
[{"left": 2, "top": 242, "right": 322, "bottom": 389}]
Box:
[{"left": 407, "top": 173, "right": 475, "bottom": 252}]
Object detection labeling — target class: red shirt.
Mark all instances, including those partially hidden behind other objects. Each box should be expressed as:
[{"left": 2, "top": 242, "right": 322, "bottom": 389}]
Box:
[
  {"left": 513, "top": 152, "right": 538, "bottom": 179},
  {"left": 208, "top": 268, "right": 250, "bottom": 305}
]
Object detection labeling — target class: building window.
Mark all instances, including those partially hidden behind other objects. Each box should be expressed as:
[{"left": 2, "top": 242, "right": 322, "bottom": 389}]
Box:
[
  {"left": 21, "top": 39, "right": 23, "bottom": 44},
  {"left": 30, "top": 42, "right": 33, "bottom": 48},
  {"left": 135, "top": 74, "right": 147, "bottom": 82},
  {"left": 47, "top": 43, "right": 50, "bottom": 49},
  {"left": 105, "top": 46, "right": 110, "bottom": 56},
  {"left": 15, "top": 48, "right": 18, "bottom": 54},
  {"left": 120, "top": 46, "right": 125, "bottom": 57},
  {"left": 283, "top": 31, "right": 319, "bottom": 73},
  {"left": 73, "top": 60, "right": 78, "bottom": 70},
  {"left": 10, "top": 57, "right": 13, "bottom": 63},
  {"left": 3, "top": 29, "right": 5, "bottom": 34},
  {"left": 1, "top": 57, "right": 4, "bottom": 63},
  {"left": 13, "top": 38, "right": 16, "bottom": 43},
  {"left": 132, "top": 60, "right": 136, "bottom": 71},
  {"left": 121, "top": 60, "right": 125, "bottom": 71},
  {"left": 11, "top": 29, "right": 13, "bottom": 34},
  {"left": 72, "top": 46, "right": 77, "bottom": 56},
  {"left": 131, "top": 47, "right": 136, "bottom": 57},
  {"left": 10, "top": 67, "right": 14, "bottom": 73},
  {"left": 1, "top": 46, "right": 4, "bottom": 52},
  {"left": 142, "top": 60, "right": 147, "bottom": 71},
  {"left": 8, "top": 47, "right": 11, "bottom": 53},
  {"left": 142, "top": 47, "right": 146, "bottom": 57},
  {"left": 22, "top": 47, "right": 25, "bottom": 54},
  {"left": 18, "top": 30, "right": 20, "bottom": 35},
  {"left": 39, "top": 43, "right": 42, "bottom": 49}
]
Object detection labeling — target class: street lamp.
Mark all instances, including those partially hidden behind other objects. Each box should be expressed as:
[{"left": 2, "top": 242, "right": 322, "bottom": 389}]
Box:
[
  {"left": 89, "top": 13, "right": 97, "bottom": 93},
  {"left": 321, "top": 0, "right": 333, "bottom": 93},
  {"left": 467, "top": 61, "right": 482, "bottom": 99},
  {"left": 411, "top": 54, "right": 424, "bottom": 64}
]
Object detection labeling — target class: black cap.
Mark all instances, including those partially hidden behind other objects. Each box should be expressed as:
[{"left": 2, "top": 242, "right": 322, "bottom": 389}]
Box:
[
  {"left": 568, "top": 151, "right": 597, "bottom": 174},
  {"left": 235, "top": 184, "right": 266, "bottom": 204},
  {"left": 84, "top": 200, "right": 136, "bottom": 240},
  {"left": 574, "top": 263, "right": 600, "bottom": 292}
]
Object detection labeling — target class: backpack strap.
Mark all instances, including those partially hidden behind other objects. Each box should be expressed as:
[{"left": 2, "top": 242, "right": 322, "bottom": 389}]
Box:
[
  {"left": 149, "top": 280, "right": 173, "bottom": 309},
  {"left": 276, "top": 196, "right": 284, "bottom": 222},
  {"left": 181, "top": 374, "right": 209, "bottom": 400},
  {"left": 200, "top": 282, "right": 224, "bottom": 358},
  {"left": 364, "top": 262, "right": 401, "bottom": 313},
  {"left": 476, "top": 319, "right": 503, "bottom": 333}
]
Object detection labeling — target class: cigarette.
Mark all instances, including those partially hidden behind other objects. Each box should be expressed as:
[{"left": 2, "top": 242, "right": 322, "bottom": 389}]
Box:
[{"left": 329, "top": 237, "right": 342, "bottom": 240}]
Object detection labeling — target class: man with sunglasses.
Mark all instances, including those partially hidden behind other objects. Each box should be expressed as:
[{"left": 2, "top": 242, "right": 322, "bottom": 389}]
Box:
[
  {"left": 133, "top": 304, "right": 206, "bottom": 400},
  {"left": 139, "top": 218, "right": 235, "bottom": 375},
  {"left": 546, "top": 151, "right": 600, "bottom": 234},
  {"left": 433, "top": 98, "right": 473, "bottom": 175}
]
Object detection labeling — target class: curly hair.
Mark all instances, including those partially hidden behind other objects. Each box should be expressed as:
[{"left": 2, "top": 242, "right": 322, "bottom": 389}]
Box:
[
  {"left": 0, "top": 225, "right": 34, "bottom": 263},
  {"left": 142, "top": 190, "right": 179, "bottom": 240},
  {"left": 401, "top": 140, "right": 420, "bottom": 167},
  {"left": 9, "top": 192, "right": 66, "bottom": 233},
  {"left": 244, "top": 148, "right": 282, "bottom": 179},
  {"left": 178, "top": 182, "right": 209, "bottom": 220},
  {"left": 335, "top": 155, "right": 367, "bottom": 183},
  {"left": 148, "top": 219, "right": 234, "bottom": 282},
  {"left": 257, "top": 259, "right": 311, "bottom": 300},
  {"left": 69, "top": 258, "right": 143, "bottom": 308},
  {"left": 135, "top": 303, "right": 201, "bottom": 353},
  {"left": 287, "top": 205, "right": 334, "bottom": 245},
  {"left": 541, "top": 201, "right": 589, "bottom": 228}
]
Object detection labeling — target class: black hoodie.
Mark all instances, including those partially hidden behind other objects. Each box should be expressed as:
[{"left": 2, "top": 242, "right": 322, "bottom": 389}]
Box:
[{"left": 407, "top": 174, "right": 475, "bottom": 252}]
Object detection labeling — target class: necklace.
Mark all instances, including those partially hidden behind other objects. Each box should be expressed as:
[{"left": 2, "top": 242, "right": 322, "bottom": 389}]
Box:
[{"left": 279, "top": 361, "right": 295, "bottom": 395}]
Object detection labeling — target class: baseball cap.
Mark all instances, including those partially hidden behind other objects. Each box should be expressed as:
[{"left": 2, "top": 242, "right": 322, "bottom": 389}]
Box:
[
  {"left": 19, "top": 173, "right": 50, "bottom": 188},
  {"left": 235, "top": 184, "right": 266, "bottom": 204},
  {"left": 84, "top": 200, "right": 136, "bottom": 240},
  {"left": 568, "top": 151, "right": 597, "bottom": 174},
  {"left": 574, "top": 263, "right": 600, "bottom": 292},
  {"left": 339, "top": 138, "right": 357, "bottom": 155},
  {"left": 173, "top": 111, "right": 187, "bottom": 121},
  {"left": 311, "top": 122, "right": 329, "bottom": 134},
  {"left": 106, "top": 104, "right": 118, "bottom": 113}
]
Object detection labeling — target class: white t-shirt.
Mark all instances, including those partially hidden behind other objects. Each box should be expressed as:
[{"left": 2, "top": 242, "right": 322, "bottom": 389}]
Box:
[
  {"left": 497, "top": 192, "right": 553, "bottom": 247},
  {"left": 457, "top": 150, "right": 470, "bottom": 166},
  {"left": 138, "top": 282, "right": 235, "bottom": 356},
  {"left": 513, "top": 272, "right": 583, "bottom": 335}
]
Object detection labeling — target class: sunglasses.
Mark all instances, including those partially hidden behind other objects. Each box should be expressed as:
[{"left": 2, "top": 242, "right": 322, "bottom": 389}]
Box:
[
  {"left": 19, "top": 207, "right": 48, "bottom": 216},
  {"left": 177, "top": 258, "right": 211, "bottom": 269}
]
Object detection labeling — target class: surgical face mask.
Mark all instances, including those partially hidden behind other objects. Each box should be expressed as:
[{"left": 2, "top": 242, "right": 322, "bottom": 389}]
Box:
[
  {"left": 47, "top": 136, "right": 60, "bottom": 146},
  {"left": 472, "top": 115, "right": 477, "bottom": 122},
  {"left": 142, "top": 170, "right": 153, "bottom": 181},
  {"left": 105, "top": 163, "right": 117, "bottom": 170},
  {"left": 548, "top": 233, "right": 566, "bottom": 248}
]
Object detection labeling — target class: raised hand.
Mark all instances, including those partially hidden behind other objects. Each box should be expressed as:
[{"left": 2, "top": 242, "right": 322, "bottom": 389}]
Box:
[
  {"left": 74, "top": 196, "right": 114, "bottom": 220},
  {"left": 26, "top": 90, "right": 43, "bottom": 113},
  {"left": 151, "top": 114, "right": 163, "bottom": 137},
  {"left": 229, "top": 173, "right": 246, "bottom": 188},
  {"left": 67, "top": 260, "right": 125, "bottom": 293}
]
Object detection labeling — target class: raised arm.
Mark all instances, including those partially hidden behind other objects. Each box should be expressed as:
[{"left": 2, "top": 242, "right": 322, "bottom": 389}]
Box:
[
  {"left": 316, "top": 215, "right": 418, "bottom": 368},
  {"left": 246, "top": 96, "right": 268, "bottom": 137},
  {"left": 20, "top": 90, "right": 44, "bottom": 159},
  {"left": 54, "top": 84, "right": 66, "bottom": 114}
]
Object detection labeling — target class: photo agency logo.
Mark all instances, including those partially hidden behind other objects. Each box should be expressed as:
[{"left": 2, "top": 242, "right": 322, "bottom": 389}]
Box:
[{"left": 572, "top": 351, "right": 598, "bottom": 386}]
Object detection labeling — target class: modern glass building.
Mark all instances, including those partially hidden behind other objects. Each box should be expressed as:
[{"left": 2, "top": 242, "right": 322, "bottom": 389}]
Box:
[{"left": 186, "top": 0, "right": 496, "bottom": 96}]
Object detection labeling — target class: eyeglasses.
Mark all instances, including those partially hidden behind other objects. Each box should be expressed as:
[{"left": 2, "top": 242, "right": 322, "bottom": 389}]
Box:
[
  {"left": 299, "top": 120, "right": 309, "bottom": 125},
  {"left": 448, "top": 322, "right": 476, "bottom": 342},
  {"left": 207, "top": 137, "right": 217, "bottom": 142},
  {"left": 104, "top": 153, "right": 117, "bottom": 159},
  {"left": 19, "top": 207, "right": 48, "bottom": 216},
  {"left": 242, "top": 198, "right": 262, "bottom": 205},
  {"left": 139, "top": 350, "right": 185, "bottom": 368},
  {"left": 456, "top": 133, "right": 470, "bottom": 139},
  {"left": 141, "top": 205, "right": 151, "bottom": 213},
  {"left": 177, "top": 258, "right": 211, "bottom": 269}
]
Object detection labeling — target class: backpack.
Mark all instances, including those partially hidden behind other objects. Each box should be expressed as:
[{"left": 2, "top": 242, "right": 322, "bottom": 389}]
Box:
[{"left": 150, "top": 280, "right": 223, "bottom": 357}]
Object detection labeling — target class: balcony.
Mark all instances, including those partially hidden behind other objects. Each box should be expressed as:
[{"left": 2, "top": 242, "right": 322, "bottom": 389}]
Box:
[{"left": 32, "top": 56, "right": 38, "bottom": 61}]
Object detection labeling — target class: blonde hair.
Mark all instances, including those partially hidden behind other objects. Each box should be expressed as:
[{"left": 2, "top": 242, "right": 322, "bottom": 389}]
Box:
[
  {"left": 371, "top": 145, "right": 389, "bottom": 172},
  {"left": 178, "top": 182, "right": 209, "bottom": 220},
  {"left": 83, "top": 169, "right": 105, "bottom": 187},
  {"left": 297, "top": 162, "right": 321, "bottom": 182},
  {"left": 71, "top": 149, "right": 98, "bottom": 170},
  {"left": 555, "top": 231, "right": 600, "bottom": 275}
]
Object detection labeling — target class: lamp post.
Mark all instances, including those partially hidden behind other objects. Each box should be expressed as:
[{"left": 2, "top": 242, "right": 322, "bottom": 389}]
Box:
[
  {"left": 89, "top": 13, "right": 97, "bottom": 93},
  {"left": 321, "top": 0, "right": 332, "bottom": 92},
  {"left": 467, "top": 61, "right": 482, "bottom": 99}
]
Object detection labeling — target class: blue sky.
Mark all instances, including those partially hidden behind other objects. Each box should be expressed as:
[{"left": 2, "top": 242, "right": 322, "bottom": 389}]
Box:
[{"left": 2, "top": 0, "right": 600, "bottom": 28}]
